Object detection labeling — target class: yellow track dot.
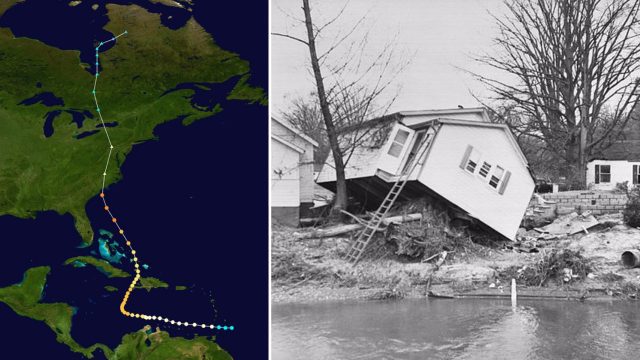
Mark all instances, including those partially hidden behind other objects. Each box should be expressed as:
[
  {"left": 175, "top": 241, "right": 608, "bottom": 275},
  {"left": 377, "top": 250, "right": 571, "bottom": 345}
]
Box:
[
  {"left": 126, "top": 241, "right": 131, "bottom": 246},
  {"left": 131, "top": 250, "right": 136, "bottom": 255},
  {"left": 119, "top": 229, "right": 124, "bottom": 234}
]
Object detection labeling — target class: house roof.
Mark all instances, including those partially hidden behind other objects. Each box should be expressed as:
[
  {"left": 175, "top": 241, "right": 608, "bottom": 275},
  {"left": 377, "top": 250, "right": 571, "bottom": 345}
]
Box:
[
  {"left": 272, "top": 134, "right": 304, "bottom": 153},
  {"left": 337, "top": 108, "right": 490, "bottom": 134},
  {"left": 434, "top": 118, "right": 530, "bottom": 167},
  {"left": 397, "top": 107, "right": 490, "bottom": 122},
  {"left": 271, "top": 117, "right": 319, "bottom": 147}
]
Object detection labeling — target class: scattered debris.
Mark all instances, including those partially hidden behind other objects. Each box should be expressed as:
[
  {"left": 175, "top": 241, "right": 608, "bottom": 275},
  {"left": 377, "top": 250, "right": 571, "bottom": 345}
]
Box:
[
  {"left": 533, "top": 212, "right": 599, "bottom": 239},
  {"left": 499, "top": 249, "right": 593, "bottom": 286}
]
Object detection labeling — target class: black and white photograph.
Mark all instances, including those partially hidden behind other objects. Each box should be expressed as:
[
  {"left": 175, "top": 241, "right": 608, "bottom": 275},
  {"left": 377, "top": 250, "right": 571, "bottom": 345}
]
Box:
[{"left": 270, "top": 0, "right": 640, "bottom": 359}]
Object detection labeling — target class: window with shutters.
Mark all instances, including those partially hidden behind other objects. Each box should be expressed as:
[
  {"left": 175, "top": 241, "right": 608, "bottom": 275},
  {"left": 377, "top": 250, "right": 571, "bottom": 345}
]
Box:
[
  {"left": 465, "top": 148, "right": 481, "bottom": 173},
  {"left": 489, "top": 166, "right": 504, "bottom": 188},
  {"left": 387, "top": 129, "right": 410, "bottom": 158},
  {"left": 595, "top": 164, "right": 611, "bottom": 183},
  {"left": 459, "top": 146, "right": 510, "bottom": 195}
]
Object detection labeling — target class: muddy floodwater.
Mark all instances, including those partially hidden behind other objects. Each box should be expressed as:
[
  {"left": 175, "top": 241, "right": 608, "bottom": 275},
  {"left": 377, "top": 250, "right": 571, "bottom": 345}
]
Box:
[{"left": 272, "top": 299, "right": 640, "bottom": 360}]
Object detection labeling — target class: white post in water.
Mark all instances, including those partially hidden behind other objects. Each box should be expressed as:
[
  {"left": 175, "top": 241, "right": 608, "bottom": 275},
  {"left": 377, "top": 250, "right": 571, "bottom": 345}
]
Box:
[{"left": 511, "top": 278, "right": 517, "bottom": 307}]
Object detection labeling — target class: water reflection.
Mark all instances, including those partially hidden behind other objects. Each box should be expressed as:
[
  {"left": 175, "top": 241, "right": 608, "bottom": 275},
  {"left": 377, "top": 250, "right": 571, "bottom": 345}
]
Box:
[{"left": 272, "top": 299, "right": 640, "bottom": 360}]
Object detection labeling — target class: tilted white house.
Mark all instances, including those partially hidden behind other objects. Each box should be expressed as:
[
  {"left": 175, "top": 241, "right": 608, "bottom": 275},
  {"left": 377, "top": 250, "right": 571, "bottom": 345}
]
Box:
[
  {"left": 271, "top": 117, "right": 318, "bottom": 226},
  {"left": 316, "top": 108, "right": 535, "bottom": 240}
]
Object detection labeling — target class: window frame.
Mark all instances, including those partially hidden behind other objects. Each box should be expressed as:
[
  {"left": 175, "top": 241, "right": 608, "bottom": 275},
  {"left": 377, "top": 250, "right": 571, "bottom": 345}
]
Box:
[
  {"left": 489, "top": 165, "right": 505, "bottom": 189},
  {"left": 387, "top": 129, "right": 410, "bottom": 158},
  {"left": 595, "top": 164, "right": 611, "bottom": 184}
]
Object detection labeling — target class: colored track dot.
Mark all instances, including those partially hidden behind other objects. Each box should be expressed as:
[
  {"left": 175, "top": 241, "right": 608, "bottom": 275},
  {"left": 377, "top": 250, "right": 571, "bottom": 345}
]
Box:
[
  {"left": 217, "top": 325, "right": 221, "bottom": 330},
  {"left": 229, "top": 326, "right": 234, "bottom": 331},
  {"left": 223, "top": 326, "right": 228, "bottom": 330},
  {"left": 119, "top": 229, "right": 124, "bottom": 234},
  {"left": 99, "top": 193, "right": 105, "bottom": 198},
  {"left": 112, "top": 218, "right": 117, "bottom": 222},
  {"left": 126, "top": 241, "right": 131, "bottom": 246}
]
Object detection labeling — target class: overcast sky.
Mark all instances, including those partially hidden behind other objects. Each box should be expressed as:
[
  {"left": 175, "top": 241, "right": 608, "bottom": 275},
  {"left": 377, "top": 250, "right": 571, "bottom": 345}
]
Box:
[{"left": 270, "top": 0, "right": 511, "bottom": 116}]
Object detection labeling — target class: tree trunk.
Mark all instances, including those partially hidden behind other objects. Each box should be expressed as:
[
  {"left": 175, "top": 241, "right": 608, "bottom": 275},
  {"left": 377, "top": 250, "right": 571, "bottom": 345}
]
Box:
[{"left": 302, "top": 0, "right": 348, "bottom": 215}]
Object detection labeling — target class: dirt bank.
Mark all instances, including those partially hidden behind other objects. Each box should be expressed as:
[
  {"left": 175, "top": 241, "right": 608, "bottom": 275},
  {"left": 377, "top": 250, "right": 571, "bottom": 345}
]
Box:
[{"left": 272, "top": 221, "right": 640, "bottom": 304}]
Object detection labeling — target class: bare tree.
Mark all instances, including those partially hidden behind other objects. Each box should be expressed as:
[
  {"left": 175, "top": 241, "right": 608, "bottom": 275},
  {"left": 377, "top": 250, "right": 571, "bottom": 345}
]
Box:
[
  {"left": 472, "top": 0, "right": 640, "bottom": 188},
  {"left": 273, "top": 0, "right": 408, "bottom": 215},
  {"left": 280, "top": 94, "right": 329, "bottom": 166}
]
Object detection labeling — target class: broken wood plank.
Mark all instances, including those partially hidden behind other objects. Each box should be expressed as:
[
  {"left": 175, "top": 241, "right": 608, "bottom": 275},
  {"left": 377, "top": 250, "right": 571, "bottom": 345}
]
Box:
[{"left": 296, "top": 213, "right": 422, "bottom": 240}]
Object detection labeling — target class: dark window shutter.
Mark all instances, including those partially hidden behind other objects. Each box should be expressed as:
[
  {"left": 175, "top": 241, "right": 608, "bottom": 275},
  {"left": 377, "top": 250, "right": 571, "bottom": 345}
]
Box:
[
  {"left": 459, "top": 145, "right": 473, "bottom": 169},
  {"left": 595, "top": 165, "right": 600, "bottom": 184},
  {"left": 499, "top": 171, "right": 511, "bottom": 195},
  {"left": 634, "top": 165, "right": 638, "bottom": 184}
]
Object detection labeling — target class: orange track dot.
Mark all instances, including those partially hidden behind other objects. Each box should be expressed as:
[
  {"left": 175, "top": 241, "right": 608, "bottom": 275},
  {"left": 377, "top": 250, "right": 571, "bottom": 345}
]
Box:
[
  {"left": 104, "top": 206, "right": 109, "bottom": 211},
  {"left": 112, "top": 218, "right": 117, "bottom": 223},
  {"left": 99, "top": 193, "right": 105, "bottom": 198}
]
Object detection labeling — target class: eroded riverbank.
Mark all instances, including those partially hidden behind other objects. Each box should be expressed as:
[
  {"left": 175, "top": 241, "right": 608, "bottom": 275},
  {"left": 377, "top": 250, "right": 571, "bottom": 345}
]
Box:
[{"left": 272, "top": 222, "right": 640, "bottom": 304}]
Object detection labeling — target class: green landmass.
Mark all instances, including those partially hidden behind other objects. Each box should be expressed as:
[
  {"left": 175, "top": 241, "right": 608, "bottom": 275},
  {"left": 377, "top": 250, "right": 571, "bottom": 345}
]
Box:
[
  {"left": 0, "top": 0, "right": 265, "bottom": 244},
  {"left": 64, "top": 255, "right": 171, "bottom": 292},
  {"left": 175, "top": 285, "right": 188, "bottom": 291},
  {"left": 138, "top": 277, "right": 169, "bottom": 292},
  {"left": 112, "top": 327, "right": 232, "bottom": 360},
  {"left": 0, "top": 266, "right": 112, "bottom": 358},
  {"left": 105, "top": 285, "right": 119, "bottom": 292},
  {"left": 227, "top": 74, "right": 268, "bottom": 105},
  {"left": 0, "top": 266, "right": 232, "bottom": 359},
  {"left": 64, "top": 256, "right": 130, "bottom": 278}
]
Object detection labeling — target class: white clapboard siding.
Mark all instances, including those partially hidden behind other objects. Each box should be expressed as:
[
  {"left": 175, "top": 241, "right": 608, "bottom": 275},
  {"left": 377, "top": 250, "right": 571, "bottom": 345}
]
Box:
[
  {"left": 316, "top": 146, "right": 384, "bottom": 183},
  {"left": 271, "top": 119, "right": 317, "bottom": 203},
  {"left": 419, "top": 123, "right": 535, "bottom": 240},
  {"left": 271, "top": 139, "right": 301, "bottom": 207}
]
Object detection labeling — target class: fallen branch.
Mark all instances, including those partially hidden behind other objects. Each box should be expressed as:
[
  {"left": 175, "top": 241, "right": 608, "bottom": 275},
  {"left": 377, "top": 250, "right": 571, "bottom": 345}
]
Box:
[{"left": 296, "top": 213, "right": 422, "bottom": 240}]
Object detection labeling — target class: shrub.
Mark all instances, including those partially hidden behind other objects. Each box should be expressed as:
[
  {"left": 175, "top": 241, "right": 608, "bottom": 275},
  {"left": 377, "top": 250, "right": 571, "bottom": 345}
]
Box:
[
  {"left": 500, "top": 249, "right": 593, "bottom": 286},
  {"left": 623, "top": 186, "right": 640, "bottom": 227}
]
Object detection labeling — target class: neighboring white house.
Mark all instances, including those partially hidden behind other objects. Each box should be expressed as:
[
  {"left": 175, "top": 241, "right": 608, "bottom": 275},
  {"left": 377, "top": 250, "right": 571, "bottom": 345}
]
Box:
[
  {"left": 316, "top": 108, "right": 535, "bottom": 240},
  {"left": 586, "top": 102, "right": 640, "bottom": 190},
  {"left": 587, "top": 160, "right": 640, "bottom": 190},
  {"left": 271, "top": 117, "right": 318, "bottom": 226}
]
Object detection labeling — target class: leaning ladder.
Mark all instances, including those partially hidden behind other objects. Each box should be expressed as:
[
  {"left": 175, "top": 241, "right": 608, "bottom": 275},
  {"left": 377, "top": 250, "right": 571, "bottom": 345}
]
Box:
[{"left": 345, "top": 133, "right": 435, "bottom": 264}]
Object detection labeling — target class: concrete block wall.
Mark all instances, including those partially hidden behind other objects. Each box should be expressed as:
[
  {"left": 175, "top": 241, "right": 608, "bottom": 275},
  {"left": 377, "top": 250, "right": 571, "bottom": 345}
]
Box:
[{"left": 538, "top": 191, "right": 627, "bottom": 215}]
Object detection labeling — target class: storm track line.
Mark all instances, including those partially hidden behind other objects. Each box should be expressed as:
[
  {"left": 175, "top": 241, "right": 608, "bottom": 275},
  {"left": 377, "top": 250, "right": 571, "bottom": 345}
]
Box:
[{"left": 92, "top": 31, "right": 233, "bottom": 332}]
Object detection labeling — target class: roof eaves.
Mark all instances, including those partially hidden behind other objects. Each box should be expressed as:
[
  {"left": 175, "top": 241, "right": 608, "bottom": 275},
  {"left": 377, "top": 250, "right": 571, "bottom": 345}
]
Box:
[
  {"left": 271, "top": 117, "right": 319, "bottom": 147},
  {"left": 272, "top": 134, "right": 305, "bottom": 153}
]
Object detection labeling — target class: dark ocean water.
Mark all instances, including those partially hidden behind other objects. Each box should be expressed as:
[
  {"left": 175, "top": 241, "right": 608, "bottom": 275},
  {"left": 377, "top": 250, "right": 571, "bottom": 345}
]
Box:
[{"left": 0, "top": 0, "right": 267, "bottom": 358}]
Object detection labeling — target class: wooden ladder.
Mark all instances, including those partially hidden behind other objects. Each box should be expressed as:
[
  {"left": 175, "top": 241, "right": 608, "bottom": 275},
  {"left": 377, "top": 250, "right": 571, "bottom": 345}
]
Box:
[{"left": 345, "top": 133, "right": 434, "bottom": 264}]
